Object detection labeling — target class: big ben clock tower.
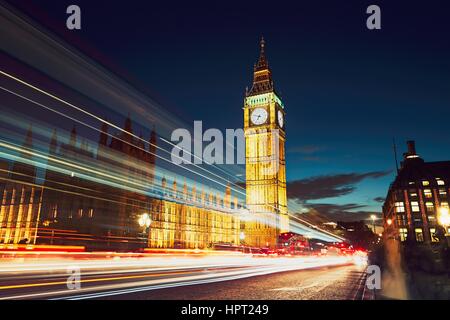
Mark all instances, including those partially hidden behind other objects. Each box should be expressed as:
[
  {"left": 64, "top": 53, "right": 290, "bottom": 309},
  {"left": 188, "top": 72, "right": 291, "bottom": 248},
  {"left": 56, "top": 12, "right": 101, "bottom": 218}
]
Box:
[{"left": 243, "top": 38, "right": 289, "bottom": 248}]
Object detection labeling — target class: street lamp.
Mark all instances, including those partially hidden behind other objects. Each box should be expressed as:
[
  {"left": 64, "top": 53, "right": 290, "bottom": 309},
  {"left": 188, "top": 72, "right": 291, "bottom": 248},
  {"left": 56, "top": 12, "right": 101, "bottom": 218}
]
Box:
[
  {"left": 387, "top": 218, "right": 393, "bottom": 226},
  {"left": 138, "top": 213, "right": 152, "bottom": 248},
  {"left": 138, "top": 213, "right": 152, "bottom": 229},
  {"left": 370, "top": 214, "right": 377, "bottom": 233}
]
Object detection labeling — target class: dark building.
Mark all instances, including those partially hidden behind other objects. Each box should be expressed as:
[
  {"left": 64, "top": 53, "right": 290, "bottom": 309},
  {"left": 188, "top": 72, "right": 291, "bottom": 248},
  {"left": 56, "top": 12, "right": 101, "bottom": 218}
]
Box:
[
  {"left": 383, "top": 141, "right": 450, "bottom": 244},
  {"left": 336, "top": 221, "right": 377, "bottom": 249},
  {"left": 0, "top": 117, "right": 240, "bottom": 250}
]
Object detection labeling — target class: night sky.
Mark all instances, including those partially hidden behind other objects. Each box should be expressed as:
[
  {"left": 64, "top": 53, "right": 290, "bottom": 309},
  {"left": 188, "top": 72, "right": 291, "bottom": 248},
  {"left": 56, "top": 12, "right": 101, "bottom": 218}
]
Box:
[{"left": 5, "top": 0, "right": 450, "bottom": 223}]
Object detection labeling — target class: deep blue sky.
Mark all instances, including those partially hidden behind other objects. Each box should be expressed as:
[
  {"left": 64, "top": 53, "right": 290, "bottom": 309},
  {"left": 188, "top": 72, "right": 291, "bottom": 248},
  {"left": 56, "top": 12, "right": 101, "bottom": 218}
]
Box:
[{"left": 7, "top": 0, "right": 450, "bottom": 221}]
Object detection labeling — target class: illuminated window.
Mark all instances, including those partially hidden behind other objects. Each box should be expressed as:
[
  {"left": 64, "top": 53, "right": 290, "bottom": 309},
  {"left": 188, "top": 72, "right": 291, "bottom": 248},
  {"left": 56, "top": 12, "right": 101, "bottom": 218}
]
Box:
[
  {"left": 396, "top": 214, "right": 407, "bottom": 226},
  {"left": 437, "top": 180, "right": 445, "bottom": 186},
  {"left": 408, "top": 181, "right": 415, "bottom": 185},
  {"left": 409, "top": 190, "right": 418, "bottom": 198},
  {"left": 422, "top": 181, "right": 430, "bottom": 186},
  {"left": 439, "top": 189, "right": 447, "bottom": 196},
  {"left": 414, "top": 228, "right": 424, "bottom": 242},
  {"left": 441, "top": 202, "right": 449, "bottom": 209},
  {"left": 424, "top": 189, "right": 433, "bottom": 198},
  {"left": 425, "top": 202, "right": 434, "bottom": 213},
  {"left": 88, "top": 209, "right": 94, "bottom": 218},
  {"left": 399, "top": 228, "right": 408, "bottom": 242},
  {"left": 395, "top": 202, "right": 405, "bottom": 213},
  {"left": 77, "top": 209, "right": 83, "bottom": 218},
  {"left": 429, "top": 228, "right": 439, "bottom": 242},
  {"left": 411, "top": 201, "right": 420, "bottom": 212}
]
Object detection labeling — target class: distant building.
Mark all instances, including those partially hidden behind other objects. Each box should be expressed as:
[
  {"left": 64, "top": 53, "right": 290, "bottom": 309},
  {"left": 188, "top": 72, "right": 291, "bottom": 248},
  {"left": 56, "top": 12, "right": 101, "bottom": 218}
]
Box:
[
  {"left": 337, "top": 221, "right": 377, "bottom": 249},
  {"left": 383, "top": 141, "right": 450, "bottom": 244},
  {"left": 337, "top": 221, "right": 368, "bottom": 233}
]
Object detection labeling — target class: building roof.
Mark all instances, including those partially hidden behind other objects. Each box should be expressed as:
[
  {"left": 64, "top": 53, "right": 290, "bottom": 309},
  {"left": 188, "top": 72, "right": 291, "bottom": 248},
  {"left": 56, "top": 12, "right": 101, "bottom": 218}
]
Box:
[
  {"left": 395, "top": 160, "right": 450, "bottom": 185},
  {"left": 246, "top": 37, "right": 276, "bottom": 96},
  {"left": 388, "top": 141, "right": 450, "bottom": 190}
]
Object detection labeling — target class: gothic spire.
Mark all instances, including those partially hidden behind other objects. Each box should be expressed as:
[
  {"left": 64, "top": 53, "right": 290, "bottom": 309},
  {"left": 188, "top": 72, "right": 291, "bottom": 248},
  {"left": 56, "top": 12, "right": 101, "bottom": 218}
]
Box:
[
  {"left": 247, "top": 36, "right": 274, "bottom": 96},
  {"left": 12, "top": 124, "right": 36, "bottom": 182},
  {"left": 99, "top": 120, "right": 108, "bottom": 146},
  {"left": 255, "top": 36, "right": 268, "bottom": 71},
  {"left": 23, "top": 124, "right": 33, "bottom": 152},
  {"left": 148, "top": 125, "right": 157, "bottom": 163},
  {"left": 49, "top": 129, "right": 58, "bottom": 155},
  {"left": 70, "top": 125, "right": 77, "bottom": 146},
  {"left": 124, "top": 113, "right": 132, "bottom": 133}
]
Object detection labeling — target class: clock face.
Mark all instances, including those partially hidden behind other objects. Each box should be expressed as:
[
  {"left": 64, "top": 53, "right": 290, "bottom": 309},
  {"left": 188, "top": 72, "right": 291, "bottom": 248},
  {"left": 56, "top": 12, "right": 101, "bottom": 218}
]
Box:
[
  {"left": 278, "top": 110, "right": 284, "bottom": 128},
  {"left": 250, "top": 108, "right": 268, "bottom": 125}
]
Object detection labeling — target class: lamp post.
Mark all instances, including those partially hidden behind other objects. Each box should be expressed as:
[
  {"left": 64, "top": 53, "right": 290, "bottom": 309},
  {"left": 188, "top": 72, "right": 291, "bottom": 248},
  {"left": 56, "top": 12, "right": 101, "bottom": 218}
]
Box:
[
  {"left": 138, "top": 213, "right": 152, "bottom": 248},
  {"left": 370, "top": 214, "right": 377, "bottom": 233}
]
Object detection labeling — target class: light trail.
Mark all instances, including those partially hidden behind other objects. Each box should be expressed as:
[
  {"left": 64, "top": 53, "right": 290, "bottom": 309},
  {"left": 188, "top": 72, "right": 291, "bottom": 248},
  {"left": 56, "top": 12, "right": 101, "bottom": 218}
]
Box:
[
  {"left": 0, "top": 136, "right": 343, "bottom": 241},
  {"left": 0, "top": 113, "right": 344, "bottom": 241},
  {"left": 0, "top": 121, "right": 245, "bottom": 211},
  {"left": 0, "top": 270, "right": 201, "bottom": 290},
  {"left": 289, "top": 215, "right": 346, "bottom": 242},
  {"left": 0, "top": 60, "right": 344, "bottom": 242},
  {"left": 0, "top": 139, "right": 245, "bottom": 215},
  {"left": 0, "top": 83, "right": 247, "bottom": 199},
  {"left": 0, "top": 73, "right": 325, "bottom": 232},
  {"left": 0, "top": 5, "right": 347, "bottom": 246},
  {"left": 0, "top": 253, "right": 353, "bottom": 300},
  {"left": 0, "top": 71, "right": 246, "bottom": 195}
]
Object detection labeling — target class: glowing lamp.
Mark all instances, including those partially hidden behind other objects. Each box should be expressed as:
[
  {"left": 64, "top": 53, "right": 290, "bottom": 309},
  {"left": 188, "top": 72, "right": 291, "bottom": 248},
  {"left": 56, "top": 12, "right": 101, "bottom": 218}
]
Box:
[
  {"left": 138, "top": 213, "right": 152, "bottom": 228},
  {"left": 438, "top": 207, "right": 450, "bottom": 228}
]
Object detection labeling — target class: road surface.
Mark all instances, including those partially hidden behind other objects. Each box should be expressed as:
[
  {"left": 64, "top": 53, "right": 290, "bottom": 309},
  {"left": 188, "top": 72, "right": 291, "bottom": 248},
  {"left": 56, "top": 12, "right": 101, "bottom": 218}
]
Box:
[
  {"left": 103, "top": 264, "right": 367, "bottom": 300},
  {"left": 0, "top": 252, "right": 367, "bottom": 300}
]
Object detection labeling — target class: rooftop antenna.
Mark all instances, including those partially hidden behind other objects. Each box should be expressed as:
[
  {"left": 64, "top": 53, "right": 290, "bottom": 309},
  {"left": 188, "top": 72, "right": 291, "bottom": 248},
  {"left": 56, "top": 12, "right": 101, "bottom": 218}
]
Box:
[{"left": 393, "top": 137, "right": 399, "bottom": 173}]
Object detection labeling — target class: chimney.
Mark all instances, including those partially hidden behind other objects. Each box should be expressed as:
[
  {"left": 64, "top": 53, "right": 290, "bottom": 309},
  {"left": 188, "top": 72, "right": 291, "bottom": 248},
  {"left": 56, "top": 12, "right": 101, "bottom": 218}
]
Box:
[
  {"left": 192, "top": 185, "right": 197, "bottom": 202},
  {"left": 224, "top": 184, "right": 231, "bottom": 208},
  {"left": 201, "top": 188, "right": 205, "bottom": 205},
  {"left": 401, "top": 140, "right": 423, "bottom": 168},
  {"left": 172, "top": 179, "right": 177, "bottom": 198},
  {"left": 216, "top": 193, "right": 221, "bottom": 207},
  {"left": 183, "top": 181, "right": 188, "bottom": 200},
  {"left": 407, "top": 140, "right": 416, "bottom": 155}
]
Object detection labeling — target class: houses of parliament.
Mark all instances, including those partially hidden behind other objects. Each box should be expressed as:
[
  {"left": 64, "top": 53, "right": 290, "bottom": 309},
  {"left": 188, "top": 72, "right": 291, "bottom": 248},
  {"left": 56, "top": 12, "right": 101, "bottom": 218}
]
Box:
[{"left": 0, "top": 39, "right": 289, "bottom": 250}]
